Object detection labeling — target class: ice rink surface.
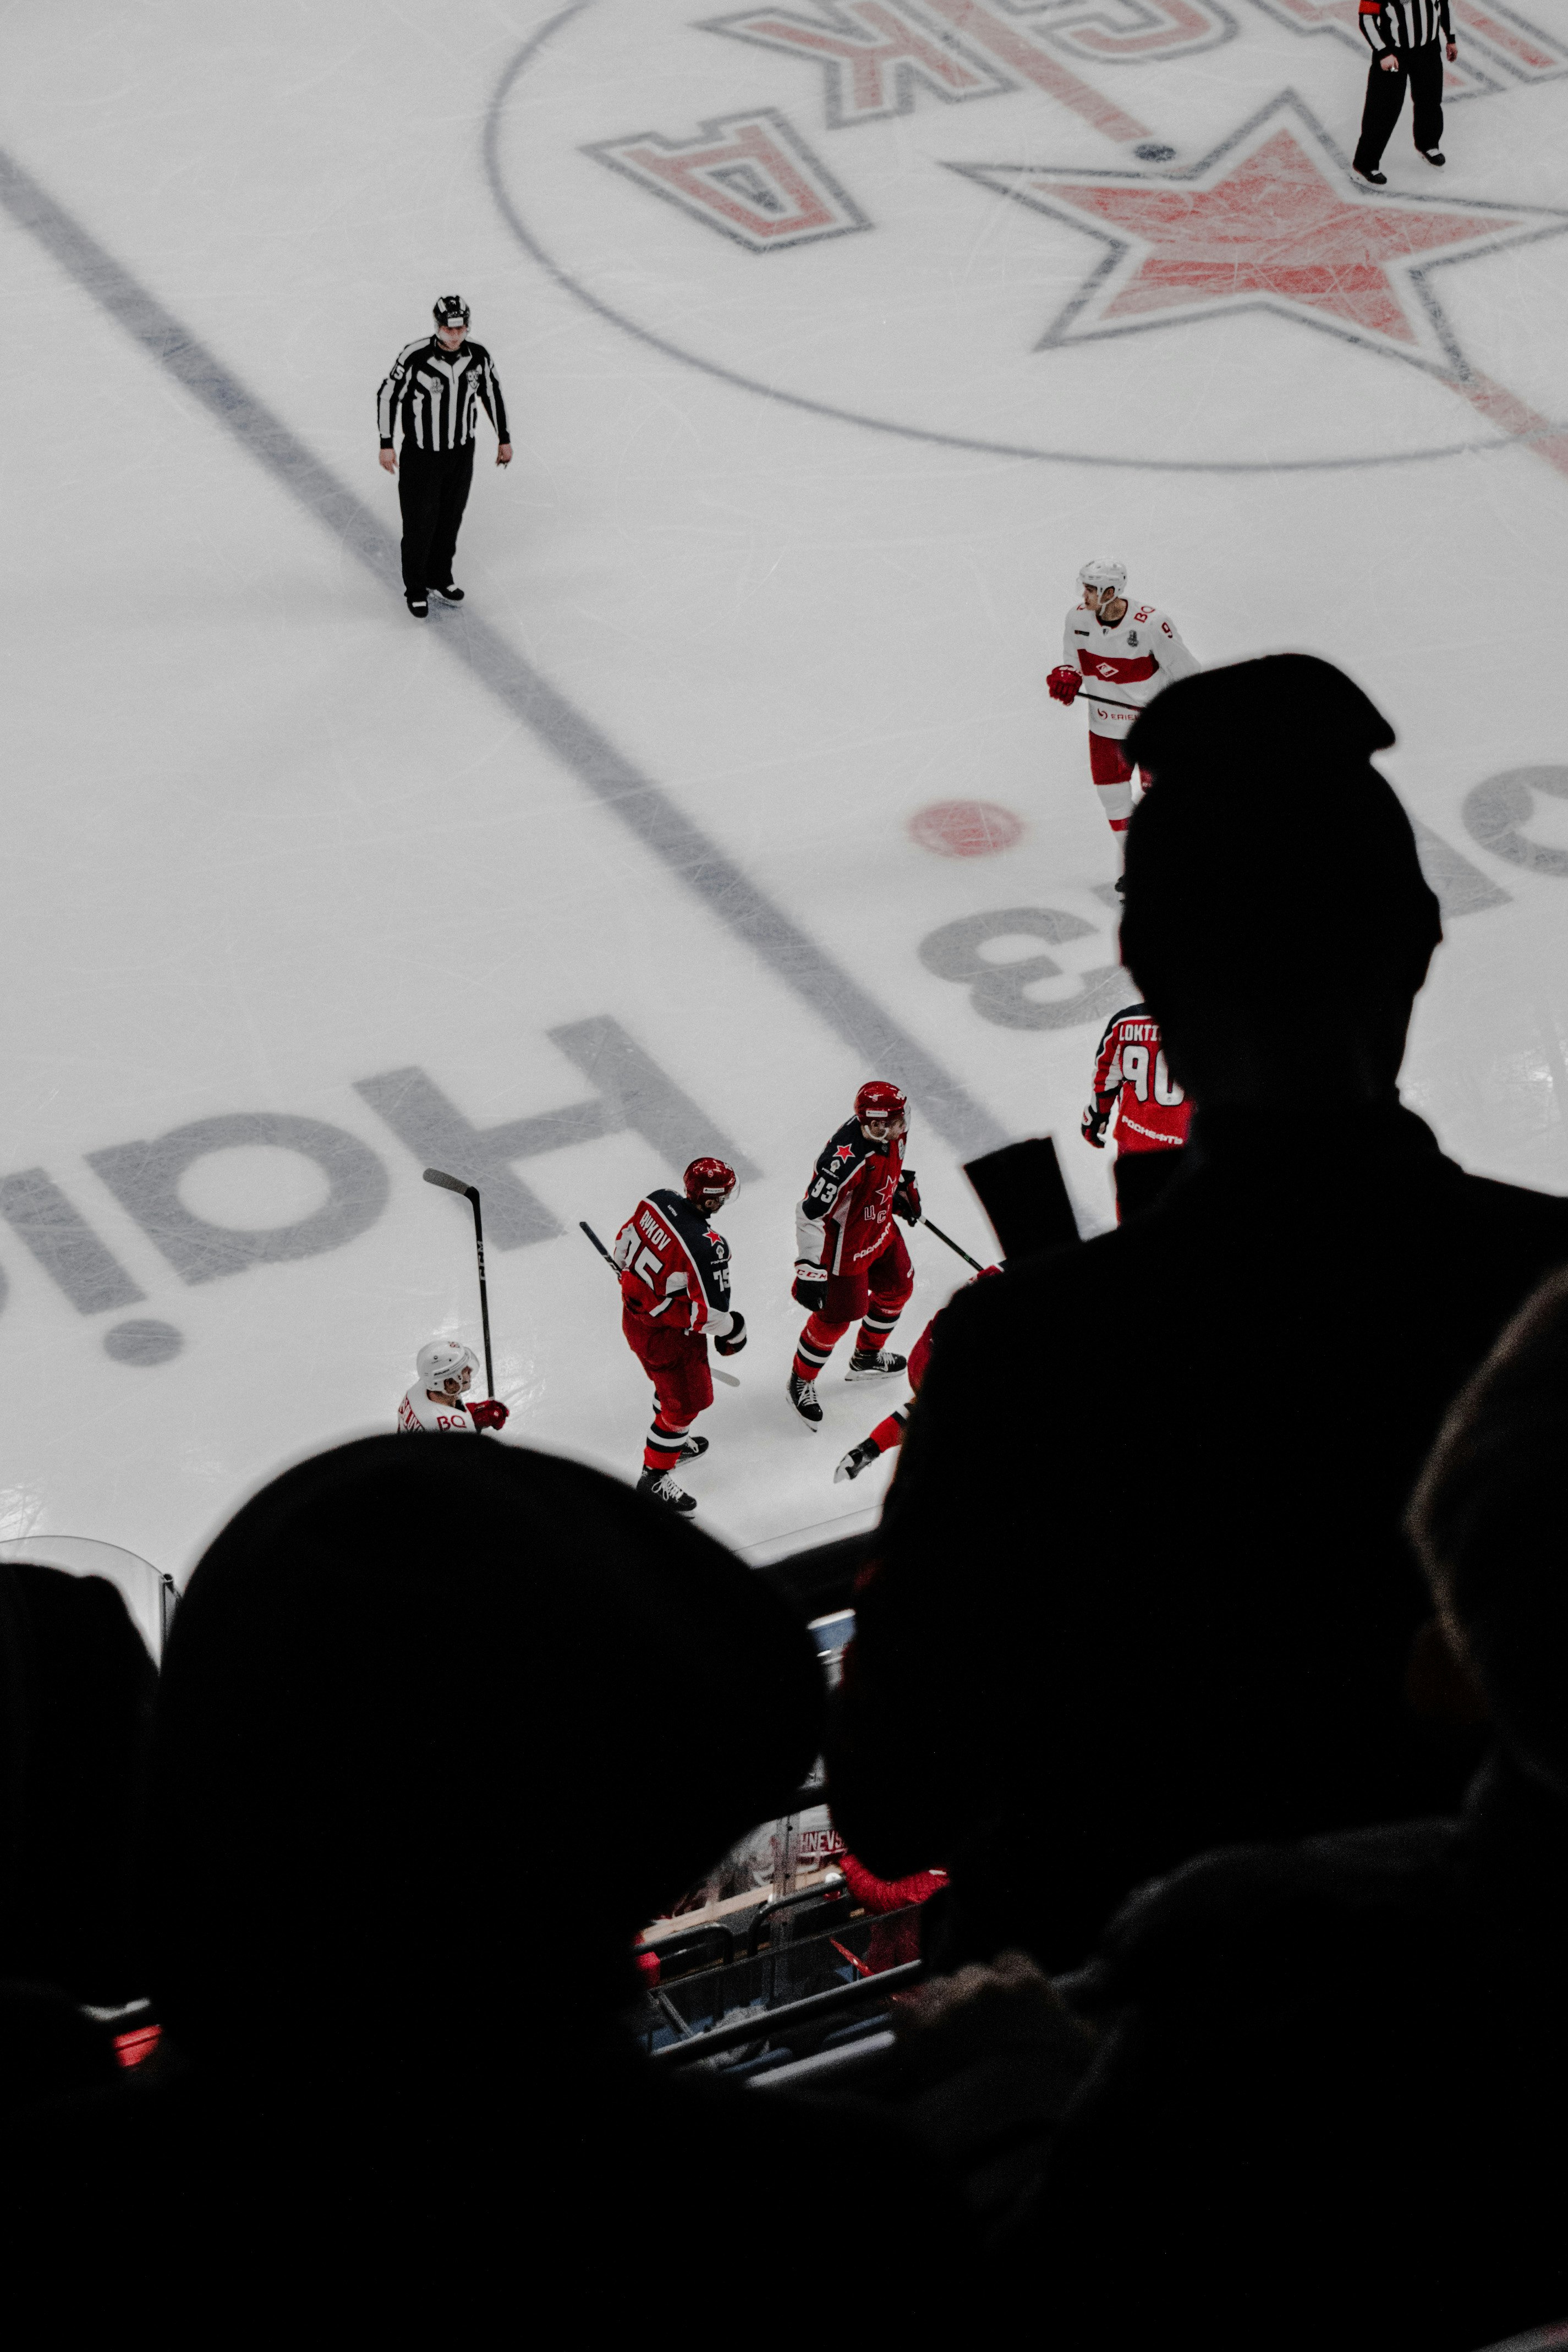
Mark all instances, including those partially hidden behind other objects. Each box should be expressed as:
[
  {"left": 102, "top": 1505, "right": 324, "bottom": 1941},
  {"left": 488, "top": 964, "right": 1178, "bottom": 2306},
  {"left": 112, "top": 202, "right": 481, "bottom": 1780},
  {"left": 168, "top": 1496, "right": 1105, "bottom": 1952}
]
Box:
[{"left": 3, "top": 0, "right": 1567, "bottom": 1580}]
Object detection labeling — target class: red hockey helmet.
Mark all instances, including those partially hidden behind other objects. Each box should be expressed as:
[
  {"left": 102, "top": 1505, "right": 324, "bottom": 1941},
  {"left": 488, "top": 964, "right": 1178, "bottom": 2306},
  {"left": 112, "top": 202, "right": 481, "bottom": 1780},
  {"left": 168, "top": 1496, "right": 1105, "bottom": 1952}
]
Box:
[
  {"left": 683, "top": 1156, "right": 737, "bottom": 1210},
  {"left": 854, "top": 1080, "right": 908, "bottom": 1137}
]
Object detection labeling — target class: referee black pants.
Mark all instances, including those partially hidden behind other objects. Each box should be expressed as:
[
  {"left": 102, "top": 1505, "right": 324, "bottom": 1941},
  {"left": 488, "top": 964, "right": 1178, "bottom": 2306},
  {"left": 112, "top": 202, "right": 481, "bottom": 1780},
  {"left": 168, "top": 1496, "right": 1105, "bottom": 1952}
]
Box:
[
  {"left": 1354, "top": 41, "right": 1444, "bottom": 172},
  {"left": 397, "top": 443, "right": 474, "bottom": 598}
]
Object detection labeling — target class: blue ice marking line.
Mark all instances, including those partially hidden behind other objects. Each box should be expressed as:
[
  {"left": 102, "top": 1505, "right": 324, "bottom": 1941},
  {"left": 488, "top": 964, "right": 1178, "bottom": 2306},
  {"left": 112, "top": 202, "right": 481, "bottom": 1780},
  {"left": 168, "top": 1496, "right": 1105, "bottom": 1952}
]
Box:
[{"left": 0, "top": 142, "right": 1007, "bottom": 1162}]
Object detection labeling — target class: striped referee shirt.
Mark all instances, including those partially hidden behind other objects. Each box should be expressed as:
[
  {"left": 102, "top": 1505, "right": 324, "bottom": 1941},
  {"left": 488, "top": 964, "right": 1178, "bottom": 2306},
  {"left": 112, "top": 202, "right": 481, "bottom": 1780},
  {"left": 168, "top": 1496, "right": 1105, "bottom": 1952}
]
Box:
[
  {"left": 1358, "top": 0, "right": 1451, "bottom": 52},
  {"left": 377, "top": 336, "right": 510, "bottom": 454}
]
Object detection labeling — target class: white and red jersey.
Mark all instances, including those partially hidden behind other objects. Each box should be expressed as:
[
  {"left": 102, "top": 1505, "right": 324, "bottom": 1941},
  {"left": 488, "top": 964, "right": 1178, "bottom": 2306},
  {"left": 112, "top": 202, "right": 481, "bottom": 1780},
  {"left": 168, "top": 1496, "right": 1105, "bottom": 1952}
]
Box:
[
  {"left": 397, "top": 1386, "right": 481, "bottom": 1434},
  {"left": 796, "top": 1119, "right": 908, "bottom": 1277},
  {"left": 615, "top": 1186, "right": 736, "bottom": 1337},
  {"left": 1090, "top": 1004, "right": 1192, "bottom": 1155},
  {"left": 1063, "top": 599, "right": 1199, "bottom": 743}
]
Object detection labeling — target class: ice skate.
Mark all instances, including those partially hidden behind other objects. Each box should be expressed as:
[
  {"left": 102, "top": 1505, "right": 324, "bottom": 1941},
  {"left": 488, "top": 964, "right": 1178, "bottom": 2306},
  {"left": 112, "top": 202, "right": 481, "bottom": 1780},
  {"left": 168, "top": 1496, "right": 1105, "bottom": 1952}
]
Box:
[
  {"left": 432, "top": 583, "right": 465, "bottom": 602},
  {"left": 678, "top": 1433, "right": 709, "bottom": 1461},
  {"left": 787, "top": 1370, "right": 823, "bottom": 1427},
  {"left": 406, "top": 594, "right": 429, "bottom": 617},
  {"left": 835, "top": 1439, "right": 879, "bottom": 1483},
  {"left": 637, "top": 1467, "right": 697, "bottom": 1513},
  {"left": 846, "top": 1348, "right": 907, "bottom": 1380}
]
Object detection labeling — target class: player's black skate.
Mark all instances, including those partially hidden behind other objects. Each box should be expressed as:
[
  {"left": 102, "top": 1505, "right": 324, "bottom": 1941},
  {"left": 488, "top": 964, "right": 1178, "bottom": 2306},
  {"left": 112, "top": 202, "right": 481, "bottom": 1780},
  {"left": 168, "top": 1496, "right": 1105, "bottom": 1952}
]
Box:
[
  {"left": 787, "top": 1370, "right": 823, "bottom": 1428},
  {"left": 406, "top": 594, "right": 429, "bottom": 618},
  {"left": 1353, "top": 163, "right": 1386, "bottom": 185},
  {"left": 678, "top": 1434, "right": 709, "bottom": 1461},
  {"left": 846, "top": 1348, "right": 907, "bottom": 1381},
  {"left": 432, "top": 583, "right": 465, "bottom": 602},
  {"left": 835, "top": 1439, "right": 880, "bottom": 1484},
  {"left": 638, "top": 1467, "right": 697, "bottom": 1513}
]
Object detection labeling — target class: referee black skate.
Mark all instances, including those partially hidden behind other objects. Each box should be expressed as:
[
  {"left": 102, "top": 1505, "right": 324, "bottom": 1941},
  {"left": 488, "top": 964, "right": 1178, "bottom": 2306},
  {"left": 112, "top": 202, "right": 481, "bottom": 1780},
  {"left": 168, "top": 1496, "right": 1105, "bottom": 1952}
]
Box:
[
  {"left": 377, "top": 296, "right": 512, "bottom": 619},
  {"left": 1352, "top": 0, "right": 1457, "bottom": 185}
]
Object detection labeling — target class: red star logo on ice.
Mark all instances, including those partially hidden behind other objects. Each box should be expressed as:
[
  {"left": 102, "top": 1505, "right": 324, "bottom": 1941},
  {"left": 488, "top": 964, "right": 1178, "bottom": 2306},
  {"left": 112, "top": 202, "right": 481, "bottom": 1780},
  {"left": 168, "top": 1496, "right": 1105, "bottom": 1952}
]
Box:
[{"left": 953, "top": 96, "right": 1568, "bottom": 372}]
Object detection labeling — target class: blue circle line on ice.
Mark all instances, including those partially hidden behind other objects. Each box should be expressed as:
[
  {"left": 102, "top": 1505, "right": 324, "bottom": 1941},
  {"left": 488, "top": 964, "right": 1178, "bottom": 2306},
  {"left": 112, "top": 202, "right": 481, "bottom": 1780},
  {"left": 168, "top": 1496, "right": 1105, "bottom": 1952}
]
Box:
[{"left": 484, "top": 3, "right": 1568, "bottom": 475}]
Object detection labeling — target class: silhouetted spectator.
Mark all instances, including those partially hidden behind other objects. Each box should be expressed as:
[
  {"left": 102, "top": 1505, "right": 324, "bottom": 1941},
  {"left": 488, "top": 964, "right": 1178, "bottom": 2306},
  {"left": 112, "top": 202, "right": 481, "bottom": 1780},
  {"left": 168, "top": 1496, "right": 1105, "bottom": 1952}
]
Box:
[
  {"left": 1001, "top": 1262, "right": 1568, "bottom": 2349},
  {"left": 4, "top": 1439, "right": 971, "bottom": 2324},
  {"left": 829, "top": 655, "right": 1568, "bottom": 1969},
  {"left": 0, "top": 1562, "right": 155, "bottom": 2002}
]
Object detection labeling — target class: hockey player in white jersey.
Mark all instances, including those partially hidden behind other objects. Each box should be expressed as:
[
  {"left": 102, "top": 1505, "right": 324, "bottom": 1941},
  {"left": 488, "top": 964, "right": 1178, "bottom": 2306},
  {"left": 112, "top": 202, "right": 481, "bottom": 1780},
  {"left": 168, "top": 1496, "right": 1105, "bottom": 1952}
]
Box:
[
  {"left": 1048, "top": 560, "right": 1200, "bottom": 859},
  {"left": 396, "top": 1339, "right": 511, "bottom": 1434}
]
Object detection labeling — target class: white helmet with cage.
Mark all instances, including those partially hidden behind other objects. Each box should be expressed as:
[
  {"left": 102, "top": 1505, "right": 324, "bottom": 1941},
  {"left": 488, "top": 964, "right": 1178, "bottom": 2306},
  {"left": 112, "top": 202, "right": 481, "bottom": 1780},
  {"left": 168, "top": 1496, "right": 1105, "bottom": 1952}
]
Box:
[
  {"left": 1078, "top": 557, "right": 1128, "bottom": 597},
  {"left": 416, "top": 1338, "right": 478, "bottom": 1392}
]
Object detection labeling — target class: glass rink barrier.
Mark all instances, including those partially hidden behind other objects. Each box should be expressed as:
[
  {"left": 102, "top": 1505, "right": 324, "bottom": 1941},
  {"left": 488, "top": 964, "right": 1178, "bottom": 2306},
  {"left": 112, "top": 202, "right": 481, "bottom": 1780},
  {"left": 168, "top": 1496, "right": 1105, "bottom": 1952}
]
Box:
[
  {"left": 0, "top": 1534, "right": 177, "bottom": 1662},
  {"left": 635, "top": 1899, "right": 924, "bottom": 2074}
]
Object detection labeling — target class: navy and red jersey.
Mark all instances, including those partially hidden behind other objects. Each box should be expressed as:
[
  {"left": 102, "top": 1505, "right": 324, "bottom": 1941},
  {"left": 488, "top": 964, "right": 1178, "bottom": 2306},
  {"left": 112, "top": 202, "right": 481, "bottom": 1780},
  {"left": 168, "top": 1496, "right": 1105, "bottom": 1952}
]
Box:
[
  {"left": 1090, "top": 1004, "right": 1192, "bottom": 1155},
  {"left": 615, "top": 1187, "right": 732, "bottom": 1335},
  {"left": 795, "top": 1119, "right": 908, "bottom": 1276}
]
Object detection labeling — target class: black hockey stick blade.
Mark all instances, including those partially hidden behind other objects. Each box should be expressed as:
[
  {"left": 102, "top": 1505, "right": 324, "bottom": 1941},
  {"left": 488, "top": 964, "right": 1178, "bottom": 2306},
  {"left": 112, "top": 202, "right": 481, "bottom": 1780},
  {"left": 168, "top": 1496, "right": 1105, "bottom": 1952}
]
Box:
[
  {"left": 963, "top": 1136, "right": 1081, "bottom": 1262},
  {"left": 424, "top": 1166, "right": 476, "bottom": 1199}
]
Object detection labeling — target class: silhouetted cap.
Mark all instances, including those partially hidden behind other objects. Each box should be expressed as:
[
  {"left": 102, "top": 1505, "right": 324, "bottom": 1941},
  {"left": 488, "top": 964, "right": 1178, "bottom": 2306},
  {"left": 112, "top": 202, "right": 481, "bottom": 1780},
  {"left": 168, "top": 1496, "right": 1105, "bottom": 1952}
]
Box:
[
  {"left": 1121, "top": 655, "right": 1439, "bottom": 1013},
  {"left": 1127, "top": 653, "right": 1395, "bottom": 779},
  {"left": 150, "top": 1437, "right": 822, "bottom": 2055}
]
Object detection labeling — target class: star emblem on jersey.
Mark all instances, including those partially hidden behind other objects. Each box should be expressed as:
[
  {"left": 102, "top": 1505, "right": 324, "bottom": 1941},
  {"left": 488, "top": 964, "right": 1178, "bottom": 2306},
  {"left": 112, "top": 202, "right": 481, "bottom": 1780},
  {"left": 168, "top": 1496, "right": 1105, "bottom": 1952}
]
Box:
[{"left": 953, "top": 94, "right": 1568, "bottom": 375}]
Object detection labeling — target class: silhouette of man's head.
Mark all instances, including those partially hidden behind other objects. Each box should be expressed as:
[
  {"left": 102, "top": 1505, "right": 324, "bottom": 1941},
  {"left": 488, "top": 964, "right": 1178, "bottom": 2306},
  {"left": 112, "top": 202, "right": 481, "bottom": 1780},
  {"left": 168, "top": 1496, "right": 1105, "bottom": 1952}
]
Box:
[
  {"left": 1408, "top": 1267, "right": 1568, "bottom": 1796},
  {"left": 150, "top": 1437, "right": 821, "bottom": 2070},
  {"left": 1122, "top": 655, "right": 1441, "bottom": 1106}
]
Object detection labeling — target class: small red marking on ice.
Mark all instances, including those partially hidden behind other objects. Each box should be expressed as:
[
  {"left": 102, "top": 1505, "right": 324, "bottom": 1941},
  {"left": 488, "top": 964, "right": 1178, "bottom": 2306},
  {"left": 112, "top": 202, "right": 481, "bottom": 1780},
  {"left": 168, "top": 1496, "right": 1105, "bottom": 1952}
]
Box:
[{"left": 909, "top": 801, "right": 1024, "bottom": 857}]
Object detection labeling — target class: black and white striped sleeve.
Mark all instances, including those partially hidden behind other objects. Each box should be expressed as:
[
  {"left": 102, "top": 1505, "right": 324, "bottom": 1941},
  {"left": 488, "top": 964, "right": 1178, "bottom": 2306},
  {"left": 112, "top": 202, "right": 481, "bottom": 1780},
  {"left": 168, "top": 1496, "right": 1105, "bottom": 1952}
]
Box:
[
  {"left": 376, "top": 341, "right": 423, "bottom": 448},
  {"left": 1358, "top": 1, "right": 1393, "bottom": 53},
  {"left": 471, "top": 346, "right": 510, "bottom": 445}
]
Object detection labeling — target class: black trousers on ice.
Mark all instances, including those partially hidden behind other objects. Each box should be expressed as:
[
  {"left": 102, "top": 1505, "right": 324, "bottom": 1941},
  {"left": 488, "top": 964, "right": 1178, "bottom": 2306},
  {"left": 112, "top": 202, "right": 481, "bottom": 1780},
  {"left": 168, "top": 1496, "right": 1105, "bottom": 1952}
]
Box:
[
  {"left": 1354, "top": 41, "right": 1444, "bottom": 171},
  {"left": 397, "top": 443, "right": 474, "bottom": 597}
]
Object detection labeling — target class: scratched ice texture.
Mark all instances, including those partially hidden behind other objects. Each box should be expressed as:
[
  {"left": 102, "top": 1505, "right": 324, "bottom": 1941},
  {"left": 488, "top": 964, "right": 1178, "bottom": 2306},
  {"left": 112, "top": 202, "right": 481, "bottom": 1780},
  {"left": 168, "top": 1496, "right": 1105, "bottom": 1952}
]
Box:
[{"left": 1, "top": 0, "right": 1566, "bottom": 1580}]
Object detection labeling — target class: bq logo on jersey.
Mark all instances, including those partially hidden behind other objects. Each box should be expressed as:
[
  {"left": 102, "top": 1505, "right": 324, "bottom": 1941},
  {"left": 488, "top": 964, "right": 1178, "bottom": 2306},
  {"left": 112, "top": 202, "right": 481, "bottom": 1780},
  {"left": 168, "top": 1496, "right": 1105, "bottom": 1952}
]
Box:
[{"left": 490, "top": 0, "right": 1568, "bottom": 474}]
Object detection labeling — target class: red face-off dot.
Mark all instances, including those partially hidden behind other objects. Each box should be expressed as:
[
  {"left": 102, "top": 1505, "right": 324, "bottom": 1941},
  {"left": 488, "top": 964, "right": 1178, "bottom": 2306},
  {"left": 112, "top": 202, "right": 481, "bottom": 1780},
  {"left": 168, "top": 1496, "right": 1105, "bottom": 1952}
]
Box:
[{"left": 909, "top": 801, "right": 1024, "bottom": 857}]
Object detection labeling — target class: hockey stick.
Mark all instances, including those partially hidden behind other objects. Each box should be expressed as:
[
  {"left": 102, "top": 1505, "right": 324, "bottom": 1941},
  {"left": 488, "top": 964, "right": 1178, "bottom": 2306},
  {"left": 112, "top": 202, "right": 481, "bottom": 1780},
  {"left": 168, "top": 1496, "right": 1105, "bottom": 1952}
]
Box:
[
  {"left": 423, "top": 1168, "right": 495, "bottom": 1397},
  {"left": 579, "top": 1220, "right": 741, "bottom": 1387},
  {"left": 917, "top": 1216, "right": 988, "bottom": 1275}
]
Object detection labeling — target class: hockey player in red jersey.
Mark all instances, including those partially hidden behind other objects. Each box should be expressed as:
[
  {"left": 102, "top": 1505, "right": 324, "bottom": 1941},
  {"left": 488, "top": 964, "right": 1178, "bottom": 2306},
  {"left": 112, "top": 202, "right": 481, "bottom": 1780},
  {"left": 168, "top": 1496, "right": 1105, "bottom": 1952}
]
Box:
[
  {"left": 1083, "top": 1002, "right": 1192, "bottom": 1197},
  {"left": 1048, "top": 558, "right": 1199, "bottom": 860},
  {"left": 615, "top": 1158, "right": 747, "bottom": 1513},
  {"left": 788, "top": 1081, "right": 921, "bottom": 1429}
]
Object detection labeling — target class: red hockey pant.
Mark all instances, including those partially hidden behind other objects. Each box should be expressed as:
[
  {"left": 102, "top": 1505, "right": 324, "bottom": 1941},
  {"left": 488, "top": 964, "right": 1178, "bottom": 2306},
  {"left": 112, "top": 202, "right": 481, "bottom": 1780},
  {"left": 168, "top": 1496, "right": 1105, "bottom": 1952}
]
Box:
[
  {"left": 1088, "top": 732, "right": 1147, "bottom": 836},
  {"left": 793, "top": 1227, "right": 913, "bottom": 1384},
  {"left": 623, "top": 1313, "right": 712, "bottom": 1472}
]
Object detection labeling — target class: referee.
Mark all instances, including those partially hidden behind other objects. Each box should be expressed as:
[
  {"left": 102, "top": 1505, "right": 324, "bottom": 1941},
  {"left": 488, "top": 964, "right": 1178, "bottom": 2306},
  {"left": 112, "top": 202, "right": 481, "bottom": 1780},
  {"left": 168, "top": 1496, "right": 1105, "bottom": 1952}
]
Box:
[
  {"left": 377, "top": 296, "right": 512, "bottom": 619},
  {"left": 1353, "top": 0, "right": 1458, "bottom": 185}
]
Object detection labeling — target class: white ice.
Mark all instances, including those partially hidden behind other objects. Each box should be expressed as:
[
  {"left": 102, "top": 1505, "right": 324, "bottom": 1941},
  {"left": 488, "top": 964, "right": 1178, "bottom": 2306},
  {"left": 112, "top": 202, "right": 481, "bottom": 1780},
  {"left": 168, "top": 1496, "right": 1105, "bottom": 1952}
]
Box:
[{"left": 2, "top": 0, "right": 1567, "bottom": 1586}]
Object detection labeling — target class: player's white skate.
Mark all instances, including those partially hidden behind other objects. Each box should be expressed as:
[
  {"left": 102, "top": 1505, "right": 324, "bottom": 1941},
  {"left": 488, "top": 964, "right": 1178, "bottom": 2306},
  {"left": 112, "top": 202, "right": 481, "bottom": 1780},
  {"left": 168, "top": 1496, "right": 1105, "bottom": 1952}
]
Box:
[
  {"left": 846, "top": 1348, "right": 907, "bottom": 1381},
  {"left": 835, "top": 1439, "right": 879, "bottom": 1483},
  {"left": 637, "top": 1467, "right": 697, "bottom": 1514}
]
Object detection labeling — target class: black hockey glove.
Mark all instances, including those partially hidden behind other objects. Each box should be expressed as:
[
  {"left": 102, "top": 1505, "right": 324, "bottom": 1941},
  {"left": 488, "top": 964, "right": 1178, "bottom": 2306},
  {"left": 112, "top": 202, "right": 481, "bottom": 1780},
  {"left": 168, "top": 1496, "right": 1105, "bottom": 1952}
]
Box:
[
  {"left": 792, "top": 1263, "right": 829, "bottom": 1311},
  {"left": 1081, "top": 1104, "right": 1110, "bottom": 1150},
  {"left": 714, "top": 1309, "right": 747, "bottom": 1357},
  {"left": 892, "top": 1172, "right": 922, "bottom": 1224}
]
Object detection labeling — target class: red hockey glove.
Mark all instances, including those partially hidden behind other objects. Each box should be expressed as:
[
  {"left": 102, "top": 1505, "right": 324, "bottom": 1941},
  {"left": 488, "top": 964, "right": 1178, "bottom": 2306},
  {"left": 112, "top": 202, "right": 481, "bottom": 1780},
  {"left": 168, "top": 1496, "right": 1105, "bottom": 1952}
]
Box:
[
  {"left": 792, "top": 1263, "right": 829, "bottom": 1311},
  {"left": 892, "top": 1174, "right": 922, "bottom": 1225},
  {"left": 1048, "top": 665, "right": 1083, "bottom": 706},
  {"left": 713, "top": 1309, "right": 747, "bottom": 1357},
  {"left": 1081, "top": 1105, "right": 1110, "bottom": 1149},
  {"left": 467, "top": 1397, "right": 510, "bottom": 1432}
]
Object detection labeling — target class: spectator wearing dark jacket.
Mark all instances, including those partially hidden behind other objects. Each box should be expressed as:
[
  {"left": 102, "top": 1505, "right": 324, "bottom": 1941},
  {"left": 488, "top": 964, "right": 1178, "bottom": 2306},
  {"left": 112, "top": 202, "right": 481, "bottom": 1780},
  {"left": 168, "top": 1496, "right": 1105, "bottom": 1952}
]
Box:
[
  {"left": 2, "top": 1439, "right": 971, "bottom": 2328},
  {"left": 1012, "top": 1262, "right": 1568, "bottom": 2350},
  {"left": 828, "top": 655, "right": 1568, "bottom": 1971}
]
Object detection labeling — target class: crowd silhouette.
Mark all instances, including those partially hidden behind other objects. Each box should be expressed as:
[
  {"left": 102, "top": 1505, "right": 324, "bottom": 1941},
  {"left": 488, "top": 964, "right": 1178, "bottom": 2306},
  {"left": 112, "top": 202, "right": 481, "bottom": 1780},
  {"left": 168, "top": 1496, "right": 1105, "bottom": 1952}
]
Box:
[{"left": 2, "top": 656, "right": 1565, "bottom": 2346}]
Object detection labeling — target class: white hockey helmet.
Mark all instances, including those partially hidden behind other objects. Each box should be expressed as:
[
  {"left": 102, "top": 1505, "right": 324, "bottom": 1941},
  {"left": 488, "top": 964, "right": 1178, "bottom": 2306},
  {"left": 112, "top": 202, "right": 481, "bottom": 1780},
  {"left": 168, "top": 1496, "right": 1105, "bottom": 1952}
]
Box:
[
  {"left": 1078, "top": 557, "right": 1128, "bottom": 596},
  {"left": 416, "top": 1337, "right": 478, "bottom": 1390}
]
